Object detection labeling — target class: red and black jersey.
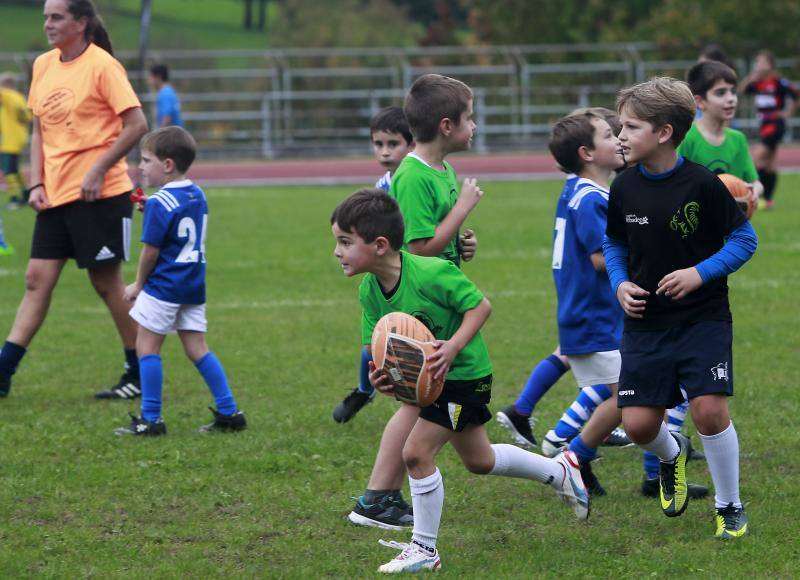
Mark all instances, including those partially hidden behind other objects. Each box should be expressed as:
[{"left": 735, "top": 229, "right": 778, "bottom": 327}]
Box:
[{"left": 744, "top": 74, "right": 800, "bottom": 121}]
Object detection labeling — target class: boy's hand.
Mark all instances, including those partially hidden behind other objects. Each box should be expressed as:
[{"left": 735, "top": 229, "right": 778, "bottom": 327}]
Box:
[
  {"left": 656, "top": 267, "right": 703, "bottom": 300},
  {"left": 123, "top": 282, "right": 142, "bottom": 303},
  {"left": 368, "top": 361, "right": 395, "bottom": 395},
  {"left": 460, "top": 229, "right": 477, "bottom": 261},
  {"left": 616, "top": 281, "right": 649, "bottom": 318},
  {"left": 427, "top": 339, "right": 459, "bottom": 381},
  {"left": 131, "top": 187, "right": 148, "bottom": 212},
  {"left": 456, "top": 178, "right": 484, "bottom": 212}
]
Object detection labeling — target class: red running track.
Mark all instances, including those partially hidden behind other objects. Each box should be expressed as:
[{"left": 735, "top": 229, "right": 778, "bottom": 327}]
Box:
[{"left": 186, "top": 147, "right": 800, "bottom": 187}]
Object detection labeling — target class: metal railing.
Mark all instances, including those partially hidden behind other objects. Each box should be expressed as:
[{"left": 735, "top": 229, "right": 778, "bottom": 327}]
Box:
[{"left": 2, "top": 44, "right": 798, "bottom": 158}]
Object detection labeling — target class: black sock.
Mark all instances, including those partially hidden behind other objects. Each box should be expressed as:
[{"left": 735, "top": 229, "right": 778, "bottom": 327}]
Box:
[
  {"left": 124, "top": 348, "right": 139, "bottom": 378},
  {"left": 0, "top": 341, "right": 26, "bottom": 378},
  {"left": 760, "top": 170, "right": 777, "bottom": 201}
]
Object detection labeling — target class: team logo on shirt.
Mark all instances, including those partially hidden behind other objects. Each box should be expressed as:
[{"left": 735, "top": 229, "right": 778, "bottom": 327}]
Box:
[
  {"left": 625, "top": 214, "right": 649, "bottom": 225},
  {"left": 411, "top": 311, "right": 442, "bottom": 336},
  {"left": 669, "top": 201, "right": 700, "bottom": 238},
  {"left": 711, "top": 362, "right": 729, "bottom": 381}
]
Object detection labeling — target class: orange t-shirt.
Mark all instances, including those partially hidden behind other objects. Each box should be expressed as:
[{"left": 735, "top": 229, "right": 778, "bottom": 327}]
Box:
[{"left": 28, "top": 44, "right": 141, "bottom": 208}]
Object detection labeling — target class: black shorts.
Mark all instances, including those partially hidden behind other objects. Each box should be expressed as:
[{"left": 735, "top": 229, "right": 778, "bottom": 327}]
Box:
[
  {"left": 31, "top": 193, "right": 133, "bottom": 269},
  {"left": 759, "top": 118, "right": 785, "bottom": 150},
  {"left": 617, "top": 321, "right": 733, "bottom": 409},
  {"left": 419, "top": 375, "right": 493, "bottom": 432},
  {"left": 0, "top": 153, "right": 20, "bottom": 175}
]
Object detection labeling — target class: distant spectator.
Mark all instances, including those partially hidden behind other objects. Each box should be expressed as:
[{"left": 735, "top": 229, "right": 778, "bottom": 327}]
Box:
[
  {"left": 148, "top": 63, "right": 183, "bottom": 127},
  {"left": 698, "top": 44, "right": 736, "bottom": 72},
  {"left": 0, "top": 72, "right": 32, "bottom": 213}
]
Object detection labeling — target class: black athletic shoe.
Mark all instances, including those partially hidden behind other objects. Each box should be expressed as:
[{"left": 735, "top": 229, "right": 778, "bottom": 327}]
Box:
[
  {"left": 0, "top": 373, "right": 10, "bottom": 398},
  {"left": 347, "top": 494, "right": 414, "bottom": 531},
  {"left": 94, "top": 372, "right": 141, "bottom": 400},
  {"left": 602, "top": 427, "right": 634, "bottom": 448},
  {"left": 199, "top": 407, "right": 247, "bottom": 432},
  {"left": 333, "top": 387, "right": 375, "bottom": 423},
  {"left": 580, "top": 461, "right": 607, "bottom": 497},
  {"left": 687, "top": 436, "right": 706, "bottom": 462},
  {"left": 715, "top": 503, "right": 749, "bottom": 539},
  {"left": 642, "top": 476, "right": 708, "bottom": 499},
  {"left": 114, "top": 413, "right": 166, "bottom": 436},
  {"left": 496, "top": 404, "right": 537, "bottom": 448}
]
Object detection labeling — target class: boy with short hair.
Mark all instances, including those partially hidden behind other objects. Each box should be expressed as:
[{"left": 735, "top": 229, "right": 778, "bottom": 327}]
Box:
[
  {"left": 332, "top": 189, "right": 589, "bottom": 573},
  {"left": 332, "top": 106, "right": 415, "bottom": 423},
  {"left": 115, "top": 126, "right": 246, "bottom": 436},
  {"left": 344, "top": 75, "right": 484, "bottom": 530},
  {"left": 605, "top": 77, "right": 757, "bottom": 538},
  {"left": 682, "top": 60, "right": 763, "bottom": 202},
  {"left": 147, "top": 63, "right": 183, "bottom": 128}
]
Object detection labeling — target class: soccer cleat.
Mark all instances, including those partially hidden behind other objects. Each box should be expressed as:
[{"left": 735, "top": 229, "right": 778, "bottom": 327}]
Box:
[
  {"left": 0, "top": 373, "right": 10, "bottom": 398},
  {"left": 199, "top": 407, "right": 247, "bottom": 432},
  {"left": 715, "top": 503, "right": 748, "bottom": 539},
  {"left": 602, "top": 427, "right": 634, "bottom": 448},
  {"left": 642, "top": 476, "right": 708, "bottom": 499},
  {"left": 580, "top": 461, "right": 607, "bottom": 497},
  {"left": 496, "top": 404, "right": 537, "bottom": 448},
  {"left": 94, "top": 372, "right": 141, "bottom": 400},
  {"left": 0, "top": 244, "right": 14, "bottom": 256},
  {"left": 542, "top": 429, "right": 571, "bottom": 458},
  {"left": 348, "top": 494, "right": 414, "bottom": 531},
  {"left": 378, "top": 539, "right": 441, "bottom": 573},
  {"left": 659, "top": 432, "right": 690, "bottom": 517},
  {"left": 686, "top": 436, "right": 706, "bottom": 462},
  {"left": 333, "top": 387, "right": 375, "bottom": 423},
  {"left": 114, "top": 413, "right": 166, "bottom": 436},
  {"left": 554, "top": 450, "right": 590, "bottom": 520}
]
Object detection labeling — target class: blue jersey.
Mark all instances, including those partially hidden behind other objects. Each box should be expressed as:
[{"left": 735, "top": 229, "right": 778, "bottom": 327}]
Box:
[
  {"left": 141, "top": 180, "right": 207, "bottom": 304},
  {"left": 156, "top": 85, "right": 183, "bottom": 127},
  {"left": 552, "top": 177, "right": 622, "bottom": 355},
  {"left": 375, "top": 171, "right": 391, "bottom": 192}
]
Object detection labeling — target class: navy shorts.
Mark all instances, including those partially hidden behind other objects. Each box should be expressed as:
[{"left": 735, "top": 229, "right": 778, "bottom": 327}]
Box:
[
  {"left": 31, "top": 193, "right": 133, "bottom": 269},
  {"left": 617, "top": 321, "right": 733, "bottom": 409}
]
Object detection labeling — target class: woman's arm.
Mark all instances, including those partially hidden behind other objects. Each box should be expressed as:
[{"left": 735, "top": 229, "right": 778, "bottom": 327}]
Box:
[
  {"left": 81, "top": 107, "right": 148, "bottom": 202},
  {"left": 28, "top": 117, "right": 51, "bottom": 211}
]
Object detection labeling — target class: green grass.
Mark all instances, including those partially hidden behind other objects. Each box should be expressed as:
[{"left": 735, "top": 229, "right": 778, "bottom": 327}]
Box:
[
  {"left": 0, "top": 0, "right": 269, "bottom": 53},
  {"left": 0, "top": 178, "right": 798, "bottom": 577}
]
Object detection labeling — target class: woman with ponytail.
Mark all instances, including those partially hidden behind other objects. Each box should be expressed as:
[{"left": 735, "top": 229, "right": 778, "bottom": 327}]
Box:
[{"left": 0, "top": 0, "right": 149, "bottom": 400}]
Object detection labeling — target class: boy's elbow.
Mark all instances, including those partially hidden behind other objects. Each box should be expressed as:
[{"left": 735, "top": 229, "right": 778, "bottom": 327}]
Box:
[{"left": 482, "top": 297, "right": 492, "bottom": 317}]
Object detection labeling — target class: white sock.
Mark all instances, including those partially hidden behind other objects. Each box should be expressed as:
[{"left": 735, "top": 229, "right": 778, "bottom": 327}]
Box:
[
  {"left": 489, "top": 443, "right": 562, "bottom": 485},
  {"left": 409, "top": 468, "right": 444, "bottom": 552},
  {"left": 700, "top": 422, "right": 742, "bottom": 509},
  {"left": 639, "top": 422, "right": 680, "bottom": 462}
]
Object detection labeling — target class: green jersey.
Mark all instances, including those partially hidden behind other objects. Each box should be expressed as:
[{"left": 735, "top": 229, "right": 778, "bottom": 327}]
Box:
[
  {"left": 678, "top": 124, "right": 758, "bottom": 183},
  {"left": 389, "top": 153, "right": 461, "bottom": 266},
  {"left": 360, "top": 251, "right": 492, "bottom": 384}
]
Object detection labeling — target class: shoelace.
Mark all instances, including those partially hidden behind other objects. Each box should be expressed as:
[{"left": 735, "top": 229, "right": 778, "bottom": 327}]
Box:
[
  {"left": 610, "top": 427, "right": 627, "bottom": 438},
  {"left": 717, "top": 504, "right": 741, "bottom": 527},
  {"left": 660, "top": 462, "right": 676, "bottom": 495}
]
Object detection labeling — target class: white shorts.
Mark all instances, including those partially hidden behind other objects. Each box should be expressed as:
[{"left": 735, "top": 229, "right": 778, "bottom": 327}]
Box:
[
  {"left": 129, "top": 291, "right": 207, "bottom": 335},
  {"left": 566, "top": 350, "right": 621, "bottom": 388}
]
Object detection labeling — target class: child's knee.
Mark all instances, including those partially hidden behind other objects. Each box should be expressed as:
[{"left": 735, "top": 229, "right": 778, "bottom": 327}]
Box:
[
  {"left": 691, "top": 397, "right": 730, "bottom": 435},
  {"left": 622, "top": 420, "right": 660, "bottom": 444},
  {"left": 462, "top": 455, "right": 493, "bottom": 475}
]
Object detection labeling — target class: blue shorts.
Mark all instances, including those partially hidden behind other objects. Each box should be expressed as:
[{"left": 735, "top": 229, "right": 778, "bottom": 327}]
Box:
[{"left": 617, "top": 320, "right": 733, "bottom": 409}]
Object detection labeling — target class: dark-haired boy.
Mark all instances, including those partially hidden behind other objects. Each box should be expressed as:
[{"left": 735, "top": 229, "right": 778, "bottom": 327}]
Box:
[
  {"left": 606, "top": 77, "right": 757, "bottom": 538},
  {"left": 332, "top": 189, "right": 588, "bottom": 573},
  {"left": 115, "top": 126, "right": 245, "bottom": 435},
  {"left": 148, "top": 63, "right": 183, "bottom": 128},
  {"left": 332, "top": 106, "right": 415, "bottom": 424}
]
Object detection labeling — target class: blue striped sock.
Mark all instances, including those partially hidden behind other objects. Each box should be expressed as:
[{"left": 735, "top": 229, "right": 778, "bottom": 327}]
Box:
[
  {"left": 568, "top": 434, "right": 598, "bottom": 465},
  {"left": 140, "top": 354, "right": 163, "bottom": 422},
  {"left": 196, "top": 352, "right": 237, "bottom": 416},
  {"left": 514, "top": 354, "right": 568, "bottom": 416},
  {"left": 357, "top": 347, "right": 374, "bottom": 395},
  {"left": 554, "top": 384, "right": 612, "bottom": 439}
]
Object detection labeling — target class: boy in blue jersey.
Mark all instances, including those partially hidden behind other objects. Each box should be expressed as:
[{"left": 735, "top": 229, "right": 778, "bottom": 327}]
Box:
[
  {"left": 606, "top": 78, "right": 756, "bottom": 538},
  {"left": 498, "top": 108, "right": 628, "bottom": 451},
  {"left": 333, "top": 106, "right": 415, "bottom": 423},
  {"left": 115, "top": 127, "right": 245, "bottom": 436},
  {"left": 332, "top": 189, "right": 589, "bottom": 573},
  {"left": 148, "top": 64, "right": 183, "bottom": 128}
]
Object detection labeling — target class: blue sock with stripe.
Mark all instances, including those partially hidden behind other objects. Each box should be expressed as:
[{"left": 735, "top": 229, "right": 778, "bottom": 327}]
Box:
[
  {"left": 196, "top": 352, "right": 237, "bottom": 416},
  {"left": 140, "top": 354, "right": 163, "bottom": 422},
  {"left": 514, "top": 354, "right": 568, "bottom": 416},
  {"left": 356, "top": 347, "right": 374, "bottom": 395},
  {"left": 568, "top": 434, "right": 598, "bottom": 465},
  {"left": 553, "top": 384, "right": 612, "bottom": 439}
]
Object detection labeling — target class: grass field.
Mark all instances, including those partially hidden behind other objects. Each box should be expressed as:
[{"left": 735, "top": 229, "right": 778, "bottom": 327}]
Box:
[{"left": 0, "top": 179, "right": 798, "bottom": 577}]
